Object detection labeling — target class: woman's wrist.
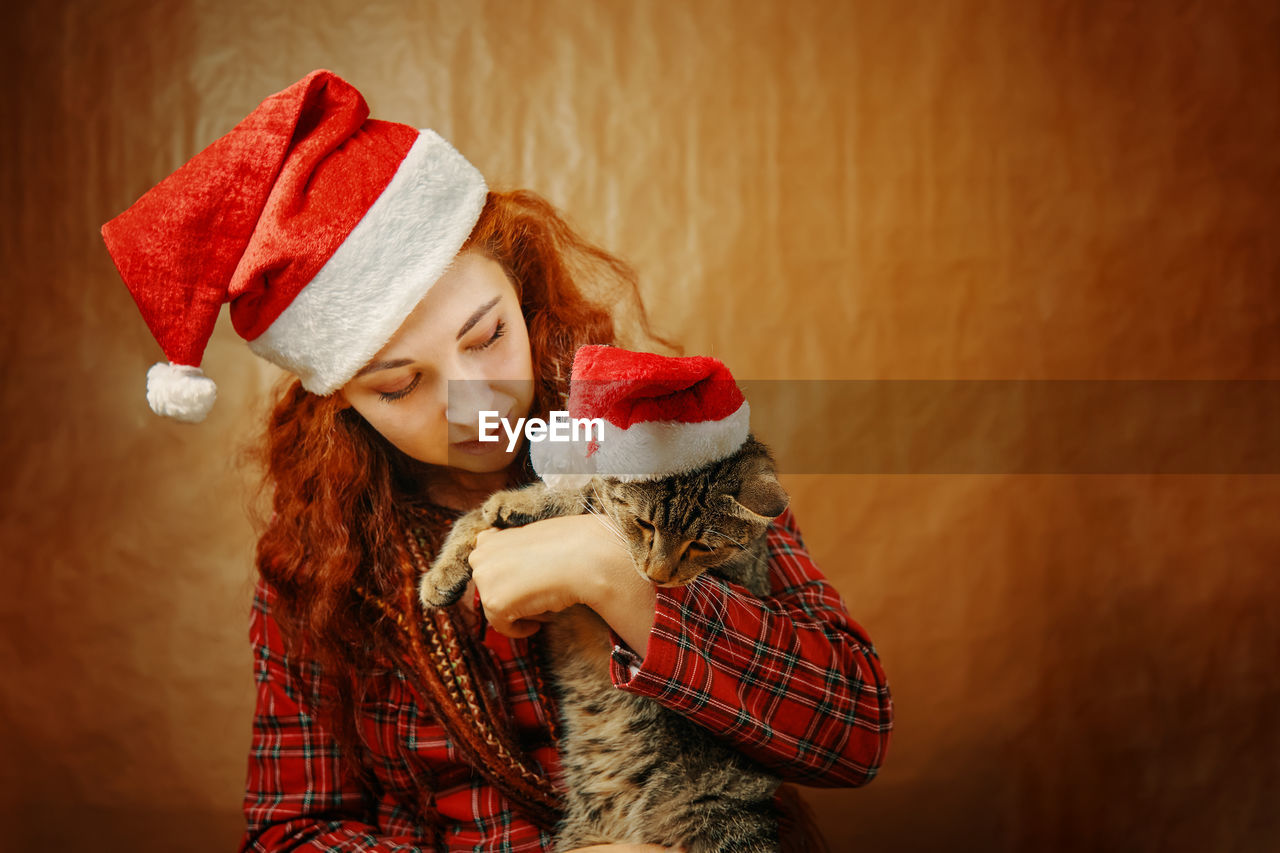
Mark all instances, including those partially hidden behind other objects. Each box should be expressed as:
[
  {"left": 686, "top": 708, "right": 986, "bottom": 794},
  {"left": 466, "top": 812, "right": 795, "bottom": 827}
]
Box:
[{"left": 580, "top": 516, "right": 658, "bottom": 654}]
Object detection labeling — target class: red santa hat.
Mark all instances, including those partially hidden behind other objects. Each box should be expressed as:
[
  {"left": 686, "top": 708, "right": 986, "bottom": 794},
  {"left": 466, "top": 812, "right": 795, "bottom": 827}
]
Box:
[
  {"left": 530, "top": 345, "right": 751, "bottom": 485},
  {"left": 101, "top": 69, "right": 487, "bottom": 422}
]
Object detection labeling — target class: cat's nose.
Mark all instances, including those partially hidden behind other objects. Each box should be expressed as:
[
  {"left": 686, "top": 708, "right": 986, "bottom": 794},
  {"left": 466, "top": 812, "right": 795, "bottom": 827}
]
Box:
[{"left": 645, "top": 561, "right": 678, "bottom": 585}]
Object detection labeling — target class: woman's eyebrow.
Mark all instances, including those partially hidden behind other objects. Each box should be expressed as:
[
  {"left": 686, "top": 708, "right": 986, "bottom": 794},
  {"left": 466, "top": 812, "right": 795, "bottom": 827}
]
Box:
[
  {"left": 456, "top": 295, "right": 501, "bottom": 340},
  {"left": 354, "top": 357, "right": 414, "bottom": 379}
]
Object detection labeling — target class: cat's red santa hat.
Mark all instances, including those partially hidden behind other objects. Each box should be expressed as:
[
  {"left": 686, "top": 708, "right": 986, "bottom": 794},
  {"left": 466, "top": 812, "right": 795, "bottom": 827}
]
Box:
[{"left": 530, "top": 345, "right": 751, "bottom": 486}]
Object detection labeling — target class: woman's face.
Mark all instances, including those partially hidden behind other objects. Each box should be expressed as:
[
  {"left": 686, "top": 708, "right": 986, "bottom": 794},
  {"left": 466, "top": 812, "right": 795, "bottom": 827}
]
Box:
[{"left": 339, "top": 251, "right": 535, "bottom": 473}]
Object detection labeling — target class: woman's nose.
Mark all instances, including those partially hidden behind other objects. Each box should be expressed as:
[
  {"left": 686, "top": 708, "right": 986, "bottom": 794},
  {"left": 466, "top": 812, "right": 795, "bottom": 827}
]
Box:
[{"left": 444, "top": 379, "right": 503, "bottom": 431}]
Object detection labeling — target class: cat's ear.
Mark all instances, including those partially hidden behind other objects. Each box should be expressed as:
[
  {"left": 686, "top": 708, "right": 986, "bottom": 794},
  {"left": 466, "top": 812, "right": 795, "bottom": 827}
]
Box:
[{"left": 730, "top": 460, "right": 789, "bottom": 521}]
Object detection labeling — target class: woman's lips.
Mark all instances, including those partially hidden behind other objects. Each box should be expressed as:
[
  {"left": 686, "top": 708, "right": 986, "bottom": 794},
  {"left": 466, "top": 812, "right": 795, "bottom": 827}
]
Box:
[{"left": 450, "top": 438, "right": 504, "bottom": 456}]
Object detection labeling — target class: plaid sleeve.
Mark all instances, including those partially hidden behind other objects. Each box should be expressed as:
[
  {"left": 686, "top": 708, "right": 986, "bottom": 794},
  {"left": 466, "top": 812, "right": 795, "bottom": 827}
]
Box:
[
  {"left": 239, "top": 581, "right": 435, "bottom": 853},
  {"left": 608, "top": 507, "right": 893, "bottom": 786}
]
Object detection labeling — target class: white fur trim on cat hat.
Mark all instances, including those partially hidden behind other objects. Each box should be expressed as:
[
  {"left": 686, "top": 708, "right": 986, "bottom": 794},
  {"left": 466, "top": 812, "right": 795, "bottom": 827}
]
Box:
[
  {"left": 101, "top": 69, "right": 487, "bottom": 422},
  {"left": 530, "top": 345, "right": 751, "bottom": 486}
]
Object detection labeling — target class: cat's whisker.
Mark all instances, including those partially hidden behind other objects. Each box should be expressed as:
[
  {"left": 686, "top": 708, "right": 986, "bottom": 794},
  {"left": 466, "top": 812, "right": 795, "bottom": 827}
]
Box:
[
  {"left": 582, "top": 486, "right": 630, "bottom": 549},
  {"left": 705, "top": 528, "right": 749, "bottom": 552},
  {"left": 584, "top": 501, "right": 623, "bottom": 538},
  {"left": 717, "top": 589, "right": 770, "bottom": 668},
  {"left": 707, "top": 595, "right": 754, "bottom": 668},
  {"left": 593, "top": 501, "right": 629, "bottom": 548}
]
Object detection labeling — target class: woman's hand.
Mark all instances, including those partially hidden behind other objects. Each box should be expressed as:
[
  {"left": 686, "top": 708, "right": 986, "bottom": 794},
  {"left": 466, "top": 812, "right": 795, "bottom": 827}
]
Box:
[{"left": 467, "top": 513, "right": 658, "bottom": 652}]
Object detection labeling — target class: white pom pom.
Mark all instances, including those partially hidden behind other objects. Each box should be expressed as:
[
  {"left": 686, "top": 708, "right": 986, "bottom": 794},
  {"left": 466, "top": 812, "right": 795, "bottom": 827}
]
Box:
[{"left": 146, "top": 362, "right": 218, "bottom": 423}]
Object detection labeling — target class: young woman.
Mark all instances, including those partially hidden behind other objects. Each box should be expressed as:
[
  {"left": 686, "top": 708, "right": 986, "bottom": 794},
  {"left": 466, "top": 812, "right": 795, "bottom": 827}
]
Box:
[{"left": 102, "top": 69, "right": 892, "bottom": 852}]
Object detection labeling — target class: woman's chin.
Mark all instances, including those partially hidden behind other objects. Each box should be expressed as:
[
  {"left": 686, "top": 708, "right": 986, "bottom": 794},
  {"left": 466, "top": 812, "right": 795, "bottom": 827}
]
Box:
[{"left": 445, "top": 444, "right": 519, "bottom": 473}]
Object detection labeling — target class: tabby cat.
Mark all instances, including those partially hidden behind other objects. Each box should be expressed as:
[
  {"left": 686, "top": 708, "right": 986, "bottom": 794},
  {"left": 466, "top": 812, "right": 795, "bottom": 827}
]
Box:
[{"left": 418, "top": 434, "right": 790, "bottom": 852}]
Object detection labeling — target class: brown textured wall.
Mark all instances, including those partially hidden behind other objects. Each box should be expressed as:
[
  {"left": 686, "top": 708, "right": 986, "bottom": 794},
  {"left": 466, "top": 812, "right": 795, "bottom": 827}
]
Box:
[{"left": 2, "top": 1, "right": 1277, "bottom": 851}]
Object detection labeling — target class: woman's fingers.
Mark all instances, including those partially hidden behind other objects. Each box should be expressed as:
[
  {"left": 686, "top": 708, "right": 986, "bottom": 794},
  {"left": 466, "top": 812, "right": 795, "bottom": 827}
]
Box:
[
  {"left": 495, "top": 617, "right": 543, "bottom": 639},
  {"left": 465, "top": 515, "right": 649, "bottom": 642}
]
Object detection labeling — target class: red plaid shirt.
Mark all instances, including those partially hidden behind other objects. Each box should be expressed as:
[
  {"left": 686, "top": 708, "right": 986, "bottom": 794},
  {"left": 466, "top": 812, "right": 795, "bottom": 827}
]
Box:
[{"left": 240, "top": 508, "right": 892, "bottom": 851}]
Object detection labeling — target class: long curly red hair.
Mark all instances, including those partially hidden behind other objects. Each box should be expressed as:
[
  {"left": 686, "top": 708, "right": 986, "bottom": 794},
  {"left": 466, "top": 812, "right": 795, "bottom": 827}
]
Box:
[{"left": 248, "top": 189, "right": 668, "bottom": 823}]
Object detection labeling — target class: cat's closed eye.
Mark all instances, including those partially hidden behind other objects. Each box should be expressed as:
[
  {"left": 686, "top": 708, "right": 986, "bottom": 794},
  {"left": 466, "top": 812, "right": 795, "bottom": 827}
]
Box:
[{"left": 683, "top": 541, "right": 712, "bottom": 557}]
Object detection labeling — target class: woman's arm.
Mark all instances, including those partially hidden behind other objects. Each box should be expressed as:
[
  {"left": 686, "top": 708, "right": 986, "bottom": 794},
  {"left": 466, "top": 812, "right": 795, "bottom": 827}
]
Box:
[
  {"left": 240, "top": 583, "right": 432, "bottom": 853},
  {"left": 606, "top": 507, "right": 894, "bottom": 787},
  {"left": 468, "top": 507, "right": 893, "bottom": 787}
]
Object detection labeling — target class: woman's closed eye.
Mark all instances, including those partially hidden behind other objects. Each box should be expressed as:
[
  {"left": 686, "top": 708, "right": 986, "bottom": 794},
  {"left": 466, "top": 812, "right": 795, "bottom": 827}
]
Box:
[
  {"left": 467, "top": 319, "right": 506, "bottom": 352},
  {"left": 377, "top": 373, "right": 421, "bottom": 402}
]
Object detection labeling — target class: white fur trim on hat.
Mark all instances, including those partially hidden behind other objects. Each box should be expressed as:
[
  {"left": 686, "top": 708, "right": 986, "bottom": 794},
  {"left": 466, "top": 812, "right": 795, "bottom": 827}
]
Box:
[
  {"left": 531, "top": 402, "right": 751, "bottom": 482},
  {"left": 247, "top": 129, "right": 488, "bottom": 395},
  {"left": 146, "top": 361, "right": 218, "bottom": 423},
  {"left": 530, "top": 435, "right": 599, "bottom": 488}
]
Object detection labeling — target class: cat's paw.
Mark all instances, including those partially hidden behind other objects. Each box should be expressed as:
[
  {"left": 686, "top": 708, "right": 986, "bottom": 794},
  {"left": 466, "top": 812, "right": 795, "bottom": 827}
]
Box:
[
  {"left": 482, "top": 490, "right": 542, "bottom": 529},
  {"left": 418, "top": 535, "right": 474, "bottom": 609}
]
